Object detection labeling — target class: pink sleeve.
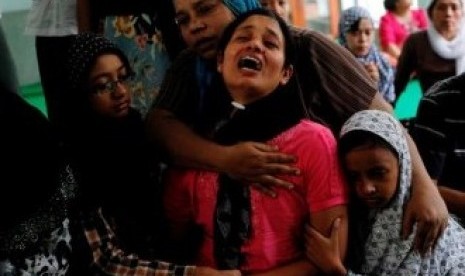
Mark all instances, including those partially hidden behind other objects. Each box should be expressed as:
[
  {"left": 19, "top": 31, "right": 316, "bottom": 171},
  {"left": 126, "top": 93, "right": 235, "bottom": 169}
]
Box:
[
  {"left": 163, "top": 168, "right": 194, "bottom": 224},
  {"left": 379, "top": 13, "right": 398, "bottom": 50},
  {"left": 298, "top": 123, "right": 349, "bottom": 213},
  {"left": 412, "top": 9, "right": 428, "bottom": 29}
]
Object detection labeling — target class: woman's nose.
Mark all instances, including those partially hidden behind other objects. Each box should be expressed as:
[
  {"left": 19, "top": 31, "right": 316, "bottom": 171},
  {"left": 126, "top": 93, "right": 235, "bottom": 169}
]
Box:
[
  {"left": 188, "top": 17, "right": 206, "bottom": 34},
  {"left": 111, "top": 82, "right": 128, "bottom": 98},
  {"left": 247, "top": 39, "right": 263, "bottom": 52}
]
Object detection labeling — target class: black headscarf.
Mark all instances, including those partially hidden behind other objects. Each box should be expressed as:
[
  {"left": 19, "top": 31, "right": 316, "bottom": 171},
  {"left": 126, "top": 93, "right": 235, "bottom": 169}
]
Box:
[
  {"left": 212, "top": 79, "right": 305, "bottom": 268},
  {"left": 0, "top": 84, "right": 76, "bottom": 258}
]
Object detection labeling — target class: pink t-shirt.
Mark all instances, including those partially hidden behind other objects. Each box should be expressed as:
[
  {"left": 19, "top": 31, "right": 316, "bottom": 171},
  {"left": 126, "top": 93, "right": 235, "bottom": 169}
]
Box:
[
  {"left": 164, "top": 119, "right": 348, "bottom": 273},
  {"left": 379, "top": 9, "right": 428, "bottom": 51}
]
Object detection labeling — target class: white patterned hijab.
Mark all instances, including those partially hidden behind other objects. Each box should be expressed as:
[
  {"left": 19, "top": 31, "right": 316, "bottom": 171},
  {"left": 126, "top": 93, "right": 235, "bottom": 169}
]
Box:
[{"left": 340, "top": 110, "right": 465, "bottom": 275}]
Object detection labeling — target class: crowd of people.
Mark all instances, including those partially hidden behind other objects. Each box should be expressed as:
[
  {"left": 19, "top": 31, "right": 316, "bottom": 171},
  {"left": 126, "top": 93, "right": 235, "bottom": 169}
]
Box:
[{"left": 1, "top": 0, "right": 465, "bottom": 275}]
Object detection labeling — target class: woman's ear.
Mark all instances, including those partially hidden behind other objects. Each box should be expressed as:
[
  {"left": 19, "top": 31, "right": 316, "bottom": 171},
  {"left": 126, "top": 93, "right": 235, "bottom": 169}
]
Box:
[
  {"left": 279, "top": 65, "right": 294, "bottom": 86},
  {"left": 217, "top": 52, "right": 224, "bottom": 73}
]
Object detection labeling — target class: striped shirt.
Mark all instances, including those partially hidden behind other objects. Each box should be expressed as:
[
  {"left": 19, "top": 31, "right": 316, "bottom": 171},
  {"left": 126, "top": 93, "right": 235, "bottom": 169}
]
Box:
[
  {"left": 412, "top": 73, "right": 465, "bottom": 191},
  {"left": 153, "top": 26, "right": 377, "bottom": 134},
  {"left": 80, "top": 208, "right": 196, "bottom": 276}
]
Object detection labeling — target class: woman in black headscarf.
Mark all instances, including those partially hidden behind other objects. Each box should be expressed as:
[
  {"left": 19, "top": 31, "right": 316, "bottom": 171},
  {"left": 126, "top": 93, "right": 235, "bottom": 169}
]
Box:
[{"left": 0, "top": 84, "right": 77, "bottom": 274}]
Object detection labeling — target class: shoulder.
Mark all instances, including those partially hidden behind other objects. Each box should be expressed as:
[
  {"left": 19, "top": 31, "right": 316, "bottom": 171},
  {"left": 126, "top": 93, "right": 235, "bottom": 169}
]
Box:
[
  {"left": 161, "top": 49, "right": 198, "bottom": 87},
  {"left": 411, "top": 9, "right": 427, "bottom": 19},
  {"left": 424, "top": 74, "right": 465, "bottom": 100},
  {"left": 288, "top": 120, "right": 337, "bottom": 148},
  {"left": 404, "top": 30, "right": 427, "bottom": 44},
  {"left": 168, "top": 49, "right": 197, "bottom": 73},
  {"left": 380, "top": 12, "right": 396, "bottom": 23},
  {"left": 290, "top": 26, "right": 335, "bottom": 46}
]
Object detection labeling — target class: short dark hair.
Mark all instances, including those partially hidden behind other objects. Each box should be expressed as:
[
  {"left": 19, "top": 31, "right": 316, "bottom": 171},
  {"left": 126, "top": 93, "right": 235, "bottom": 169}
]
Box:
[
  {"left": 384, "top": 0, "right": 398, "bottom": 11},
  {"left": 217, "top": 8, "right": 295, "bottom": 67},
  {"left": 427, "top": 0, "right": 464, "bottom": 18}
]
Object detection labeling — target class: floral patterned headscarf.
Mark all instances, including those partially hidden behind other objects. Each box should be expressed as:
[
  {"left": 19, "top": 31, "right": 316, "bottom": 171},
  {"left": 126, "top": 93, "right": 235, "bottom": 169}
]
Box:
[
  {"left": 340, "top": 110, "right": 465, "bottom": 275},
  {"left": 338, "top": 7, "right": 395, "bottom": 103}
]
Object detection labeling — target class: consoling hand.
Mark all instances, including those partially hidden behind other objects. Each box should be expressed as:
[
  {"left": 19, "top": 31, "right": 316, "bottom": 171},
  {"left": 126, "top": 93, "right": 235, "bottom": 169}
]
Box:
[
  {"left": 402, "top": 178, "right": 448, "bottom": 255},
  {"left": 221, "top": 142, "right": 299, "bottom": 197},
  {"left": 305, "top": 218, "right": 346, "bottom": 276}
]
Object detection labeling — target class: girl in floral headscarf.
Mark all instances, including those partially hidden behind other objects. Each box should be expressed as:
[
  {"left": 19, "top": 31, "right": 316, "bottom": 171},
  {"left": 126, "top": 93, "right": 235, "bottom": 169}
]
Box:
[
  {"left": 306, "top": 110, "right": 465, "bottom": 275},
  {"left": 339, "top": 7, "right": 396, "bottom": 104}
]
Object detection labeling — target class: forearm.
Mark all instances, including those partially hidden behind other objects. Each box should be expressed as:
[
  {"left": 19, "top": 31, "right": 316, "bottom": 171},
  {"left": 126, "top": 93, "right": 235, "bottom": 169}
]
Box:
[
  {"left": 386, "top": 44, "right": 401, "bottom": 60},
  {"left": 368, "top": 92, "right": 394, "bottom": 113},
  {"left": 438, "top": 186, "right": 465, "bottom": 217},
  {"left": 76, "top": 0, "right": 91, "bottom": 33},
  {"left": 249, "top": 259, "right": 318, "bottom": 276},
  {"left": 405, "top": 132, "right": 437, "bottom": 194},
  {"left": 84, "top": 209, "right": 196, "bottom": 275},
  {"left": 146, "top": 109, "right": 226, "bottom": 171}
]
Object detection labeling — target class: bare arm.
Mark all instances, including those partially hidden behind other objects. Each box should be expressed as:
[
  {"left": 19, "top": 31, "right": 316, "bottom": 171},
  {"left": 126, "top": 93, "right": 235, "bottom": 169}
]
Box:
[
  {"left": 146, "top": 109, "right": 298, "bottom": 193},
  {"left": 266, "top": 205, "right": 348, "bottom": 276},
  {"left": 385, "top": 43, "right": 401, "bottom": 61},
  {"left": 308, "top": 205, "right": 348, "bottom": 272},
  {"left": 76, "top": 0, "right": 91, "bottom": 33},
  {"left": 438, "top": 186, "right": 465, "bottom": 218},
  {"left": 369, "top": 93, "right": 448, "bottom": 254}
]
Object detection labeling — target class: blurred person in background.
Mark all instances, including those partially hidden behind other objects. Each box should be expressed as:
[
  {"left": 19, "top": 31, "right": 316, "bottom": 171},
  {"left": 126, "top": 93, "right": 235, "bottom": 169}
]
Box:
[
  {"left": 339, "top": 6, "right": 395, "bottom": 104},
  {"left": 394, "top": 0, "right": 464, "bottom": 97},
  {"left": 379, "top": 0, "right": 428, "bottom": 67}
]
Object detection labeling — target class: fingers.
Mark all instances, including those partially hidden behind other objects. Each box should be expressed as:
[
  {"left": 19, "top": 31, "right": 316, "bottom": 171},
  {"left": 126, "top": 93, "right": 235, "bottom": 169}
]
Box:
[
  {"left": 258, "top": 163, "right": 300, "bottom": 178},
  {"left": 251, "top": 183, "right": 277, "bottom": 198},
  {"left": 414, "top": 219, "right": 447, "bottom": 256},
  {"left": 401, "top": 209, "right": 415, "bottom": 240},
  {"left": 413, "top": 220, "right": 433, "bottom": 256},
  {"left": 251, "top": 142, "right": 297, "bottom": 163},
  {"left": 331, "top": 218, "right": 341, "bottom": 240}
]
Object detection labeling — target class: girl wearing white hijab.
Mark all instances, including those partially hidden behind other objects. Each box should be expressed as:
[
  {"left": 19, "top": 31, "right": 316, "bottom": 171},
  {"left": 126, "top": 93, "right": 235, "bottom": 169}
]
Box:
[{"left": 305, "top": 110, "right": 465, "bottom": 275}]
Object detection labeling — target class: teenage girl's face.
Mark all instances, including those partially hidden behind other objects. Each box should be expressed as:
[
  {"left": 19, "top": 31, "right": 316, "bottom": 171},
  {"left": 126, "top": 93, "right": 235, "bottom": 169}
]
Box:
[
  {"left": 345, "top": 18, "right": 374, "bottom": 57},
  {"left": 260, "top": 0, "right": 290, "bottom": 21},
  {"left": 430, "top": 0, "right": 463, "bottom": 37},
  {"left": 88, "top": 54, "right": 131, "bottom": 118},
  {"left": 344, "top": 145, "right": 399, "bottom": 209},
  {"left": 174, "top": 0, "right": 235, "bottom": 59},
  {"left": 217, "top": 15, "right": 293, "bottom": 104}
]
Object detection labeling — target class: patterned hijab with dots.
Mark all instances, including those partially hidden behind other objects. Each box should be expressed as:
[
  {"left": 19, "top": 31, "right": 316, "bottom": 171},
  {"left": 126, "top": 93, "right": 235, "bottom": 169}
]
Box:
[{"left": 67, "top": 33, "right": 131, "bottom": 92}]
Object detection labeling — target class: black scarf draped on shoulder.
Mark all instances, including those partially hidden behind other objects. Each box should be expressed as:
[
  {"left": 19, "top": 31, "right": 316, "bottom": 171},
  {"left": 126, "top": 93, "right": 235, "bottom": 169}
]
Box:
[{"left": 211, "top": 76, "right": 306, "bottom": 269}]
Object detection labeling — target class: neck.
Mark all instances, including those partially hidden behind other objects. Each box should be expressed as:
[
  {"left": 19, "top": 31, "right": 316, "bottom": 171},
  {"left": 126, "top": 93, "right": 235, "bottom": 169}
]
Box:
[
  {"left": 439, "top": 28, "right": 458, "bottom": 41},
  {"left": 393, "top": 8, "right": 409, "bottom": 17}
]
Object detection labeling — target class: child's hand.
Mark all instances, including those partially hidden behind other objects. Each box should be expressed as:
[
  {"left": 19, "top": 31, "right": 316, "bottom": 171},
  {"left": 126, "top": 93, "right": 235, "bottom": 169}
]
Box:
[
  {"left": 364, "top": 62, "right": 380, "bottom": 84},
  {"left": 305, "top": 218, "right": 347, "bottom": 276}
]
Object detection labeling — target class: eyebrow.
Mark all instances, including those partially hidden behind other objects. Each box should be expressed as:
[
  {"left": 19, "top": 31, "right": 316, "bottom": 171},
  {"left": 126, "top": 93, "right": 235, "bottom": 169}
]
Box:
[
  {"left": 176, "top": 0, "right": 206, "bottom": 17},
  {"left": 237, "top": 24, "right": 282, "bottom": 41}
]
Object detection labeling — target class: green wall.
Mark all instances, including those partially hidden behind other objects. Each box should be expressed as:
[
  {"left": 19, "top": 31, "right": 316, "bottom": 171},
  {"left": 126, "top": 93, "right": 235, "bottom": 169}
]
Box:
[{"left": 2, "top": 9, "right": 40, "bottom": 86}]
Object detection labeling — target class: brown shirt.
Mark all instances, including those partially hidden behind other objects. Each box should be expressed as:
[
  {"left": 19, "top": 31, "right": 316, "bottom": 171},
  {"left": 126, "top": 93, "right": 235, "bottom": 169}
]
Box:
[
  {"left": 154, "top": 26, "right": 377, "bottom": 134},
  {"left": 395, "top": 31, "right": 456, "bottom": 96}
]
